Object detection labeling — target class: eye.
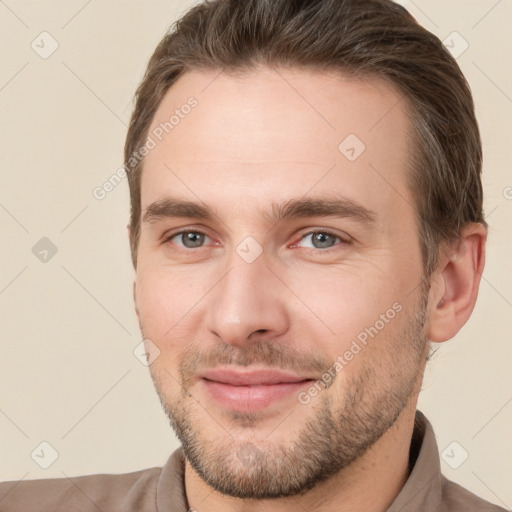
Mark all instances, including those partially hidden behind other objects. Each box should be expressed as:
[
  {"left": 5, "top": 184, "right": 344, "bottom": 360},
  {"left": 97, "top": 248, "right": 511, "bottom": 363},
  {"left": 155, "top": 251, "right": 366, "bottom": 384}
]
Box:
[
  {"left": 294, "top": 231, "right": 350, "bottom": 250},
  {"left": 167, "top": 230, "right": 212, "bottom": 249}
]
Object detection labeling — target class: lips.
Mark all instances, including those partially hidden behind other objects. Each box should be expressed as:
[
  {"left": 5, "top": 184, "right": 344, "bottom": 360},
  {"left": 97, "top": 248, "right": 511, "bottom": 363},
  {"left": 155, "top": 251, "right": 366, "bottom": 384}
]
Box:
[
  {"left": 198, "top": 367, "right": 315, "bottom": 412},
  {"left": 200, "top": 367, "right": 314, "bottom": 386}
]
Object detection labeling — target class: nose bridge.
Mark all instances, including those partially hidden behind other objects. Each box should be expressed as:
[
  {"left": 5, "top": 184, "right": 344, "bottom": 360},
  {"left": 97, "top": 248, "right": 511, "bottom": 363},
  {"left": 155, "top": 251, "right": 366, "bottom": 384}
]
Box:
[{"left": 205, "top": 248, "right": 289, "bottom": 345}]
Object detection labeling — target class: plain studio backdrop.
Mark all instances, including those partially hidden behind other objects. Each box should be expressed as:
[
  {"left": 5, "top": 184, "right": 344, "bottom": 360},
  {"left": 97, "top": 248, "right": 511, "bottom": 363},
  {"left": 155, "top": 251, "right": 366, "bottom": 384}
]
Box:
[{"left": 1, "top": 0, "right": 511, "bottom": 508}]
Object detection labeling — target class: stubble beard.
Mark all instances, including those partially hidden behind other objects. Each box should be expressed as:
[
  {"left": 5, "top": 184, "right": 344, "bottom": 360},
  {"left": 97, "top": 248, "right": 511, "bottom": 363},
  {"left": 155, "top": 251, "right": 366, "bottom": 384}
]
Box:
[{"left": 144, "top": 285, "right": 430, "bottom": 499}]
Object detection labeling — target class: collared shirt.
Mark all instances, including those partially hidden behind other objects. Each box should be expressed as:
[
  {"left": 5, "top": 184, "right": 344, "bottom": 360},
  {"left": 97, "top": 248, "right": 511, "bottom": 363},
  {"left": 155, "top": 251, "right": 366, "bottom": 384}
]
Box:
[{"left": 0, "top": 411, "right": 506, "bottom": 511}]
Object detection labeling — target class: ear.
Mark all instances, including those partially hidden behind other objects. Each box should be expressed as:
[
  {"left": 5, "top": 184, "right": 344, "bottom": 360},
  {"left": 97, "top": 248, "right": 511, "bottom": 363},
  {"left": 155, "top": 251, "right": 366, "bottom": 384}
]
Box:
[{"left": 426, "top": 223, "right": 487, "bottom": 343}]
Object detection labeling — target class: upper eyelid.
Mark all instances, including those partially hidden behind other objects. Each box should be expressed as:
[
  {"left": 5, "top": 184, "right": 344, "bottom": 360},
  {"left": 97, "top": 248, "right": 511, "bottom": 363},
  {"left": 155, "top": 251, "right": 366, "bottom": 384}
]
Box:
[
  {"left": 291, "top": 230, "right": 352, "bottom": 249},
  {"left": 163, "top": 229, "right": 213, "bottom": 245},
  {"left": 161, "top": 226, "right": 212, "bottom": 241},
  {"left": 297, "top": 229, "right": 349, "bottom": 240}
]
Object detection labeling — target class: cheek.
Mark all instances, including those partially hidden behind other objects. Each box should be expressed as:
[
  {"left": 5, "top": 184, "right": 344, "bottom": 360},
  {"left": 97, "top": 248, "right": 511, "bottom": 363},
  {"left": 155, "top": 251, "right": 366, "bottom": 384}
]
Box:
[
  {"left": 135, "top": 271, "right": 169, "bottom": 332},
  {"left": 289, "top": 265, "right": 398, "bottom": 337},
  {"left": 136, "top": 269, "right": 203, "bottom": 385},
  {"left": 135, "top": 265, "right": 206, "bottom": 340},
  {"left": 286, "top": 263, "right": 415, "bottom": 378}
]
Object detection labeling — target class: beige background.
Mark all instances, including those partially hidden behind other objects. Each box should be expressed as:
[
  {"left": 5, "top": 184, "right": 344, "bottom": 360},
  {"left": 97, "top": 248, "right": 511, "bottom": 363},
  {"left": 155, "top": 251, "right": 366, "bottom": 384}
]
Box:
[{"left": 1, "top": 0, "right": 511, "bottom": 508}]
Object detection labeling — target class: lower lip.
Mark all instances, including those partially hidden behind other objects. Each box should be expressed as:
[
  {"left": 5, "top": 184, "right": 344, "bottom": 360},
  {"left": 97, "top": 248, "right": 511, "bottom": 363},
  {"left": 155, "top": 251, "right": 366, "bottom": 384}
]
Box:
[{"left": 201, "top": 379, "right": 313, "bottom": 412}]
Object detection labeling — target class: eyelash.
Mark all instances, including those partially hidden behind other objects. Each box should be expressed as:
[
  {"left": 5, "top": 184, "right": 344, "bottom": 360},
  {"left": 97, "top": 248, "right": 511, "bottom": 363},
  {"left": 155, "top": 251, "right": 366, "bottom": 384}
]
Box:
[
  {"left": 162, "top": 229, "right": 352, "bottom": 253},
  {"left": 162, "top": 230, "right": 215, "bottom": 250},
  {"left": 292, "top": 230, "right": 352, "bottom": 252}
]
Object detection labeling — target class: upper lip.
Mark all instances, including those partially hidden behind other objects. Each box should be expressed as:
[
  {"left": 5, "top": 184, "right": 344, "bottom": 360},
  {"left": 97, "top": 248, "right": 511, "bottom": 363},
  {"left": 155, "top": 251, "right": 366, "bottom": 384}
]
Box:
[{"left": 200, "top": 367, "right": 315, "bottom": 386}]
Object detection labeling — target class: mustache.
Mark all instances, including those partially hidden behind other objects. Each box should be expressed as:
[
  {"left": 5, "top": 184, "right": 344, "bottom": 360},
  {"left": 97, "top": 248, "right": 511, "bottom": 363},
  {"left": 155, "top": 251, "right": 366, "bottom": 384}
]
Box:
[{"left": 179, "top": 339, "right": 332, "bottom": 388}]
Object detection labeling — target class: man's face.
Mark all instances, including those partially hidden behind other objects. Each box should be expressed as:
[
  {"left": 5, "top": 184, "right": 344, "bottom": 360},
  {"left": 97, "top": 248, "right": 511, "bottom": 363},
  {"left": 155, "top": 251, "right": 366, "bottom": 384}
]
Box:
[{"left": 134, "top": 68, "right": 430, "bottom": 498}]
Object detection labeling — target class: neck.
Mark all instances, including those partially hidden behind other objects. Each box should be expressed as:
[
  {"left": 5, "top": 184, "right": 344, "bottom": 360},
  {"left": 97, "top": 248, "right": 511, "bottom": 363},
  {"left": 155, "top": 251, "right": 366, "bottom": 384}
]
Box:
[{"left": 184, "top": 403, "right": 418, "bottom": 512}]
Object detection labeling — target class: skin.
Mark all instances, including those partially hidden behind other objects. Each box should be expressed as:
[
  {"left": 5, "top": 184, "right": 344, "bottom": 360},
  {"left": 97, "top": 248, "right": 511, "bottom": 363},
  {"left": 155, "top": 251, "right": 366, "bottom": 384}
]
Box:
[{"left": 132, "top": 67, "right": 486, "bottom": 512}]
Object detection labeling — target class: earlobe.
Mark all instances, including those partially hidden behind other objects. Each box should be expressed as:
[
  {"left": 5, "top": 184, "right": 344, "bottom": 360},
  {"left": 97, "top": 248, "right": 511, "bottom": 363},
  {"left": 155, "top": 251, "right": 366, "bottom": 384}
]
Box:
[{"left": 426, "top": 223, "right": 486, "bottom": 343}]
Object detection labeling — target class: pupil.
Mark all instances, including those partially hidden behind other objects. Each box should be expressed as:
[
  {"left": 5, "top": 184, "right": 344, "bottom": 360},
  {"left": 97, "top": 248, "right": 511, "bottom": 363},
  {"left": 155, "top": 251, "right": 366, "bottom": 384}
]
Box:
[
  {"left": 184, "top": 232, "right": 204, "bottom": 248},
  {"left": 313, "top": 233, "right": 333, "bottom": 248}
]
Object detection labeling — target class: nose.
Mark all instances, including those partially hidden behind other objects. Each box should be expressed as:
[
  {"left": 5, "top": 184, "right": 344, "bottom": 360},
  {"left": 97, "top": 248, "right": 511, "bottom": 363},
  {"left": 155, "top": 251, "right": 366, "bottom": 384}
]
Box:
[{"left": 205, "top": 253, "right": 290, "bottom": 347}]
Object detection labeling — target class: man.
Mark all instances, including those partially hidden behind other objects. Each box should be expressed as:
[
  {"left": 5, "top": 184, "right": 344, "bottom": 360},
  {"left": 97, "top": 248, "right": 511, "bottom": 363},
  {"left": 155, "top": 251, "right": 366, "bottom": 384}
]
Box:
[{"left": 0, "top": 0, "right": 506, "bottom": 510}]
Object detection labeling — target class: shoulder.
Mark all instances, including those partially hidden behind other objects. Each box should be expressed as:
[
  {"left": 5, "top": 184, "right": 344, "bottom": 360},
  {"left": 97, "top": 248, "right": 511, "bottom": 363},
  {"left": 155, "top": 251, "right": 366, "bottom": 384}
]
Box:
[
  {"left": 0, "top": 466, "right": 162, "bottom": 512},
  {"left": 441, "top": 475, "right": 509, "bottom": 512}
]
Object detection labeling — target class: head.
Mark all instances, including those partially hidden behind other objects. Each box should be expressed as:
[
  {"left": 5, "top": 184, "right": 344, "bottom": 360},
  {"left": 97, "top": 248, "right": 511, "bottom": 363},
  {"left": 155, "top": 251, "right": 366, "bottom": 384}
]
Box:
[{"left": 126, "top": 0, "right": 487, "bottom": 500}]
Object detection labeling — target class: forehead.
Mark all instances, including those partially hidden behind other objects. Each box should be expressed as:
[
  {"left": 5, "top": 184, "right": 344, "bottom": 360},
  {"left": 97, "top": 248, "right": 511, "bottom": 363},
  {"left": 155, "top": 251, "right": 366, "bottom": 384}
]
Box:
[{"left": 141, "top": 67, "right": 414, "bottom": 220}]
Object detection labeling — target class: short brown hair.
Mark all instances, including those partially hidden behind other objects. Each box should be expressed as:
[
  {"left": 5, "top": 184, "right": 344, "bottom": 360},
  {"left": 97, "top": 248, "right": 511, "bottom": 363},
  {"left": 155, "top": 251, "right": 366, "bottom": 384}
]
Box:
[{"left": 125, "top": 0, "right": 486, "bottom": 275}]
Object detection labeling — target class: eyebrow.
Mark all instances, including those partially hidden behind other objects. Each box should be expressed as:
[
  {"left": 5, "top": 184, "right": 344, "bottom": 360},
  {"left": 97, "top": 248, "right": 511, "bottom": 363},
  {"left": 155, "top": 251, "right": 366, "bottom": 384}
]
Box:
[
  {"left": 142, "top": 196, "right": 377, "bottom": 226},
  {"left": 143, "top": 198, "right": 214, "bottom": 223},
  {"left": 268, "top": 197, "right": 377, "bottom": 226}
]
